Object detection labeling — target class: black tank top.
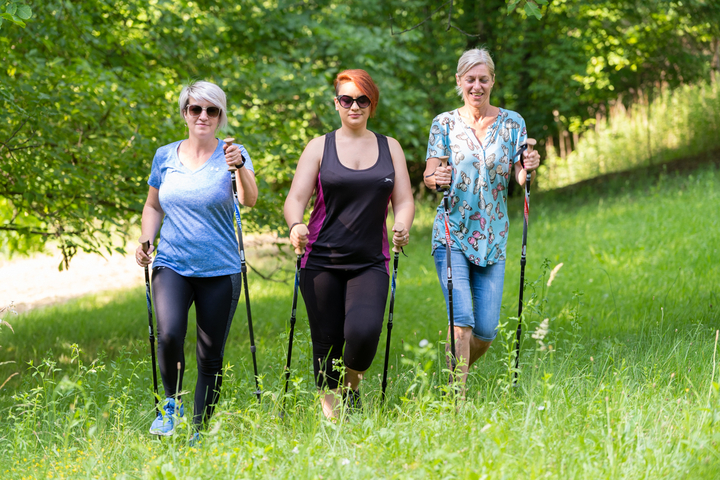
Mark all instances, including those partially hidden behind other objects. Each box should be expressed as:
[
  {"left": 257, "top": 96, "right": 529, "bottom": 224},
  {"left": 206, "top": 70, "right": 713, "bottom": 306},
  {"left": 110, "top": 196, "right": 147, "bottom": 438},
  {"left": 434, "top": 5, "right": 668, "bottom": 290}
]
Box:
[{"left": 302, "top": 130, "right": 395, "bottom": 274}]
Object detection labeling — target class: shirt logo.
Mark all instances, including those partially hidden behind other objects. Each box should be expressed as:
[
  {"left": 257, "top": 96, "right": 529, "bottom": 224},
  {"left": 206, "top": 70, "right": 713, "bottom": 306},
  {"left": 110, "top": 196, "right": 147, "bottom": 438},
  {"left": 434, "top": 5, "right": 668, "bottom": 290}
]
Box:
[{"left": 384, "top": 178, "right": 393, "bottom": 183}]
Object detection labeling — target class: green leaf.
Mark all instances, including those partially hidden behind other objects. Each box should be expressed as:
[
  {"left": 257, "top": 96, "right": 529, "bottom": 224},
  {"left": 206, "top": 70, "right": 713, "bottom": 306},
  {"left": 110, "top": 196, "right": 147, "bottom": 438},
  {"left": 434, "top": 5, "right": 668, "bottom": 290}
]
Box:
[
  {"left": 506, "top": 0, "right": 522, "bottom": 14},
  {"left": 10, "top": 14, "right": 25, "bottom": 27},
  {"left": 524, "top": 1, "right": 542, "bottom": 20},
  {"left": 5, "top": 3, "right": 17, "bottom": 16},
  {"left": 16, "top": 5, "right": 31, "bottom": 20}
]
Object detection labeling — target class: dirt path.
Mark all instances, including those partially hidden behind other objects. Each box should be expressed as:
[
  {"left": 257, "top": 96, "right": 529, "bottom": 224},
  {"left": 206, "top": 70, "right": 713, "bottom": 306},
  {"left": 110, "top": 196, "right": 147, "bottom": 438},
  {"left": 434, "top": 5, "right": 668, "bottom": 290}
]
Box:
[
  {"left": 0, "top": 235, "right": 286, "bottom": 314},
  {"left": 0, "top": 249, "right": 144, "bottom": 314}
]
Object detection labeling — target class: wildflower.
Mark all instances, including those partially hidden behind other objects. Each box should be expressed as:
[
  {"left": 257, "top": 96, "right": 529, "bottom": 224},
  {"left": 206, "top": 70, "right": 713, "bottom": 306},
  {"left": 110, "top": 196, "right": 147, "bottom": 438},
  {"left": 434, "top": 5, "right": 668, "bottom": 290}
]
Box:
[
  {"left": 292, "top": 446, "right": 299, "bottom": 454},
  {"left": 341, "top": 459, "right": 350, "bottom": 466},
  {"left": 532, "top": 318, "right": 550, "bottom": 341},
  {"left": 546, "top": 263, "right": 564, "bottom": 287},
  {"left": 532, "top": 318, "right": 550, "bottom": 351},
  {"left": 419, "top": 339, "right": 429, "bottom": 348}
]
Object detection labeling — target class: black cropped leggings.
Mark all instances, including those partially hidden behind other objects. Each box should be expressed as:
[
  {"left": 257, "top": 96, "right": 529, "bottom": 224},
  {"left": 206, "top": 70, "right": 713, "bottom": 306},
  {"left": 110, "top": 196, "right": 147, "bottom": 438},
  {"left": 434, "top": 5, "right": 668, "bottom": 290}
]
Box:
[
  {"left": 152, "top": 267, "right": 241, "bottom": 427},
  {"left": 299, "top": 267, "right": 389, "bottom": 390}
]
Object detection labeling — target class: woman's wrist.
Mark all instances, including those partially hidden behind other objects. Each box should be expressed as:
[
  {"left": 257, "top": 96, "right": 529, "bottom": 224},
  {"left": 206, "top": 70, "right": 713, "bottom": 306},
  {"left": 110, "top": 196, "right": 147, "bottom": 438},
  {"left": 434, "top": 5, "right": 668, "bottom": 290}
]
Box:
[{"left": 424, "top": 174, "right": 435, "bottom": 190}]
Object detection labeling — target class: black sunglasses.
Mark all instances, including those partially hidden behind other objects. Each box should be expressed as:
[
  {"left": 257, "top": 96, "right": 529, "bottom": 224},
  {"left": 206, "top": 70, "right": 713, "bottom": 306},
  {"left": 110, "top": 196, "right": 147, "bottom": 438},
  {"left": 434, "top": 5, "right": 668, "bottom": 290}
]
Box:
[
  {"left": 335, "top": 95, "right": 371, "bottom": 109},
  {"left": 185, "top": 104, "right": 221, "bottom": 118}
]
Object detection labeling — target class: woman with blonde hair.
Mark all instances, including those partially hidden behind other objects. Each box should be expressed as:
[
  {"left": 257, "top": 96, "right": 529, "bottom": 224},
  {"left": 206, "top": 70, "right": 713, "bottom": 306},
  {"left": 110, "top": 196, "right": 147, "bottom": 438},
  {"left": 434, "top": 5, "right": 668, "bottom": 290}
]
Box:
[
  {"left": 424, "top": 49, "right": 540, "bottom": 387},
  {"left": 136, "top": 80, "right": 258, "bottom": 437}
]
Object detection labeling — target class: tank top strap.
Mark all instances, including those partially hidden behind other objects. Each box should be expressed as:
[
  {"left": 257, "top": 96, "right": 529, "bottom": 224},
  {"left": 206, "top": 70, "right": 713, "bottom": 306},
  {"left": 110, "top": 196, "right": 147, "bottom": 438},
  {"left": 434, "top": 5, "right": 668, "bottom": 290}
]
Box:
[
  {"left": 373, "top": 132, "right": 393, "bottom": 168},
  {"left": 321, "top": 130, "right": 339, "bottom": 171}
]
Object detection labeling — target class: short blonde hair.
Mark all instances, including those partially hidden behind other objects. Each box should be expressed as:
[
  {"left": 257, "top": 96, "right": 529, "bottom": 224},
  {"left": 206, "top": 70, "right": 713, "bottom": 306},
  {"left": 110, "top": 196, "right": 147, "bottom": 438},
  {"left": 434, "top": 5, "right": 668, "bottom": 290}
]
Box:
[
  {"left": 178, "top": 80, "right": 228, "bottom": 130},
  {"left": 455, "top": 48, "right": 495, "bottom": 97}
]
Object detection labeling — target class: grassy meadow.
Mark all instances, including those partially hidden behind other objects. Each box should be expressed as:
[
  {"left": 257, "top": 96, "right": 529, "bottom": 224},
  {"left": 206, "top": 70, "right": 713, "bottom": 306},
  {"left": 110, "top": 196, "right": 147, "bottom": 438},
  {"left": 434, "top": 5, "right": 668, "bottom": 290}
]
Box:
[{"left": 1, "top": 157, "right": 719, "bottom": 479}]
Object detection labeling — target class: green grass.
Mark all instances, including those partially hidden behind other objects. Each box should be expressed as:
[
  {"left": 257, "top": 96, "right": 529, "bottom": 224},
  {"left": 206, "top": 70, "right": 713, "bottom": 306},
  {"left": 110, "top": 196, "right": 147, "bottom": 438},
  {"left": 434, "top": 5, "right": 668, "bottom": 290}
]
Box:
[{"left": 1, "top": 159, "right": 720, "bottom": 479}]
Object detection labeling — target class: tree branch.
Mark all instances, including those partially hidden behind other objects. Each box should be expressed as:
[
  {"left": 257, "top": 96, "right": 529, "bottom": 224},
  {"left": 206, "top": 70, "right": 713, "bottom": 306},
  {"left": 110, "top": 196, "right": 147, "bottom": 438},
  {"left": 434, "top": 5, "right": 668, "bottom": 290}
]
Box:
[
  {"left": 389, "top": 0, "right": 481, "bottom": 37},
  {"left": 0, "top": 225, "right": 51, "bottom": 236},
  {"left": 245, "top": 260, "right": 292, "bottom": 284},
  {"left": 390, "top": 0, "right": 453, "bottom": 36}
]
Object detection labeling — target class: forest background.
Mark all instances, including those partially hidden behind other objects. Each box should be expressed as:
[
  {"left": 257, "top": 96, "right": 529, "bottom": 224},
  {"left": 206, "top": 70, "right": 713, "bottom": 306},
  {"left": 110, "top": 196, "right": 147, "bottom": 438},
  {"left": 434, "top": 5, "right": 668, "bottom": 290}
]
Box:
[{"left": 1, "top": 0, "right": 719, "bottom": 266}]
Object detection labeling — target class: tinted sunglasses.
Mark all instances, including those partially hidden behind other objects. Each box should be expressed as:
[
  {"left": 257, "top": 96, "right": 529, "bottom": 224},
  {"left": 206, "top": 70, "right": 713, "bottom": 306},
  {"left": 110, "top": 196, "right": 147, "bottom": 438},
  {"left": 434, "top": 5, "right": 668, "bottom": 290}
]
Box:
[
  {"left": 185, "top": 104, "right": 221, "bottom": 118},
  {"left": 335, "top": 95, "right": 371, "bottom": 109}
]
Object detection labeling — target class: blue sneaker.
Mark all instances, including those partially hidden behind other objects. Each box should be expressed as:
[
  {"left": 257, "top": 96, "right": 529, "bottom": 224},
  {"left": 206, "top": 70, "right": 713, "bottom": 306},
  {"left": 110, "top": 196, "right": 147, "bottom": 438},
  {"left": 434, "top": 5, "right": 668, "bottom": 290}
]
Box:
[{"left": 149, "top": 398, "right": 185, "bottom": 436}]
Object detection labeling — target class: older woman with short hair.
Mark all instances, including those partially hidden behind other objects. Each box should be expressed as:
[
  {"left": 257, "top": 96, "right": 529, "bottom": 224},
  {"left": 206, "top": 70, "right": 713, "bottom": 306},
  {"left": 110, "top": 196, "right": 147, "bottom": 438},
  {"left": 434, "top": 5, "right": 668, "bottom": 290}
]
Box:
[
  {"left": 424, "top": 48, "right": 540, "bottom": 387},
  {"left": 136, "top": 80, "right": 257, "bottom": 437}
]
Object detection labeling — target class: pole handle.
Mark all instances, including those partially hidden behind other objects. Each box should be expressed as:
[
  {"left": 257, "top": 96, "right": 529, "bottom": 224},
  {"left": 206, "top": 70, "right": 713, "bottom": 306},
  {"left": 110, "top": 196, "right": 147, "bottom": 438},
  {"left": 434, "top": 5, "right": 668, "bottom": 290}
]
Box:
[
  {"left": 292, "top": 224, "right": 309, "bottom": 255},
  {"left": 517, "top": 138, "right": 537, "bottom": 186},
  {"left": 391, "top": 222, "right": 406, "bottom": 253},
  {"left": 139, "top": 235, "right": 151, "bottom": 254},
  {"left": 224, "top": 137, "right": 237, "bottom": 172},
  {"left": 436, "top": 155, "right": 450, "bottom": 192}
]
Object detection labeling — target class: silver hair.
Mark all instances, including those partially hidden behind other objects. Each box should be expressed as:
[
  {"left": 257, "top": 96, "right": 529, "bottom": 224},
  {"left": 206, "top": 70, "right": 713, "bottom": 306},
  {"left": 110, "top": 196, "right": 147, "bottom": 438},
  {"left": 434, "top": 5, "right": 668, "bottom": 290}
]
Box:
[
  {"left": 455, "top": 48, "right": 495, "bottom": 97},
  {"left": 178, "top": 80, "right": 228, "bottom": 131}
]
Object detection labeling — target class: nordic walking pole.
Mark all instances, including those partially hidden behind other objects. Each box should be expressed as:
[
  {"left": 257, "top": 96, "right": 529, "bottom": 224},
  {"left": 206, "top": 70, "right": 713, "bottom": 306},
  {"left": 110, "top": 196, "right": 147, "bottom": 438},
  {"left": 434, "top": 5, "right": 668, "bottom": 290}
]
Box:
[
  {"left": 282, "top": 224, "right": 308, "bottom": 416},
  {"left": 513, "top": 138, "right": 537, "bottom": 384},
  {"left": 438, "top": 154, "right": 457, "bottom": 382},
  {"left": 381, "top": 242, "right": 402, "bottom": 403},
  {"left": 224, "top": 137, "right": 262, "bottom": 402},
  {"left": 139, "top": 235, "right": 159, "bottom": 414},
  {"left": 437, "top": 123, "right": 457, "bottom": 383}
]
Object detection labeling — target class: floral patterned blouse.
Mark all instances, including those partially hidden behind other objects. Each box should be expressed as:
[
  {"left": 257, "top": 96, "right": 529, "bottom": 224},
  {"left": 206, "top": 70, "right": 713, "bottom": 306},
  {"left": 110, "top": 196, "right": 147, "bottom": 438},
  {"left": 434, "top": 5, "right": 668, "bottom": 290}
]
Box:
[{"left": 425, "top": 108, "right": 527, "bottom": 266}]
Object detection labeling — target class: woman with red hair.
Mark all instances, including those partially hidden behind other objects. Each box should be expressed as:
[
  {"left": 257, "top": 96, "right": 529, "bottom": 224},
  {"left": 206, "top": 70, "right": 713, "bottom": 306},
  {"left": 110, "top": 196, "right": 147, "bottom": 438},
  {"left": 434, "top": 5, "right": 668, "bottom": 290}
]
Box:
[{"left": 284, "top": 69, "right": 415, "bottom": 418}]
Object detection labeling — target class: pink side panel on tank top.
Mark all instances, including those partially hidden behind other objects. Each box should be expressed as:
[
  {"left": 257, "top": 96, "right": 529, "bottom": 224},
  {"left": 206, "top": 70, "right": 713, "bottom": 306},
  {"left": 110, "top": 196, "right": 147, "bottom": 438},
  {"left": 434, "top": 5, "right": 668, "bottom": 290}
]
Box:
[
  {"left": 301, "top": 171, "right": 327, "bottom": 269},
  {"left": 382, "top": 194, "right": 391, "bottom": 275}
]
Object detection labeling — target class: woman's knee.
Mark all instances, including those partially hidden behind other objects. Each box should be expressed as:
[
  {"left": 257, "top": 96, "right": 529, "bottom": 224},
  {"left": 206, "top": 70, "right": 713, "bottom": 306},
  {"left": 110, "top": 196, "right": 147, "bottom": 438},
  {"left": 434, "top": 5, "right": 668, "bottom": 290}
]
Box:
[
  {"left": 472, "top": 327, "right": 497, "bottom": 342},
  {"left": 345, "top": 320, "right": 382, "bottom": 348},
  {"left": 157, "top": 330, "right": 184, "bottom": 351},
  {"left": 197, "top": 356, "right": 224, "bottom": 377}
]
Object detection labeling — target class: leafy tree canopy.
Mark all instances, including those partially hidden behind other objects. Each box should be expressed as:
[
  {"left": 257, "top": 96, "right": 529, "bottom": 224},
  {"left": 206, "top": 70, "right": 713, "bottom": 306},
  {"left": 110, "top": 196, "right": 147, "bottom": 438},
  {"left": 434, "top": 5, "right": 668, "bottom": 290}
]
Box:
[{"left": 1, "top": 0, "right": 716, "bottom": 267}]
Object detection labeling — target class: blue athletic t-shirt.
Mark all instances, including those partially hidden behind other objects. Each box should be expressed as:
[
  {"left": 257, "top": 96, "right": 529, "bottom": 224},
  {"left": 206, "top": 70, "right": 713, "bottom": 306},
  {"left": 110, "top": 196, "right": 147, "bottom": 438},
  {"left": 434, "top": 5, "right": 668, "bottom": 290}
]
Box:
[{"left": 148, "top": 138, "right": 255, "bottom": 277}]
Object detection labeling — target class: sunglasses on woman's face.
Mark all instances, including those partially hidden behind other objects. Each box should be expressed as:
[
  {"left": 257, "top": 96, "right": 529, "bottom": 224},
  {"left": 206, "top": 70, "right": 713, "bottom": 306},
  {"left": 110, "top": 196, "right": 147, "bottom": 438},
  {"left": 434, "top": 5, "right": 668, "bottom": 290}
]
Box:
[
  {"left": 186, "top": 104, "right": 221, "bottom": 118},
  {"left": 335, "top": 95, "right": 371, "bottom": 109}
]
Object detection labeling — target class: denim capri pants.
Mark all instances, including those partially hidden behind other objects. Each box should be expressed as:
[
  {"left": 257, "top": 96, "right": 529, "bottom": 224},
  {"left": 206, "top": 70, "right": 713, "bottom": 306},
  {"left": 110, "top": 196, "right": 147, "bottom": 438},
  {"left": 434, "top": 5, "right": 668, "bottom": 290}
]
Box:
[{"left": 433, "top": 245, "right": 506, "bottom": 341}]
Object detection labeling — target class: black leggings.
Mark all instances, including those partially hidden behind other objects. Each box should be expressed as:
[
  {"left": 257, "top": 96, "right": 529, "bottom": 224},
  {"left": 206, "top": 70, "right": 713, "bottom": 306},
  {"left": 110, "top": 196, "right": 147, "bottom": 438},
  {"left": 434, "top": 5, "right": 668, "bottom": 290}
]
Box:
[
  {"left": 299, "top": 267, "right": 389, "bottom": 390},
  {"left": 152, "top": 267, "right": 241, "bottom": 427}
]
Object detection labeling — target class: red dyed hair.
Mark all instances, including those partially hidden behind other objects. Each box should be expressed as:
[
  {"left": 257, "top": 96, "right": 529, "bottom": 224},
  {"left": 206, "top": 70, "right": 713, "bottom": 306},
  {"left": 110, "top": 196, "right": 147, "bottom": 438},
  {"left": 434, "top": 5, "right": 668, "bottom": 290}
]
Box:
[{"left": 334, "top": 69, "right": 380, "bottom": 117}]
